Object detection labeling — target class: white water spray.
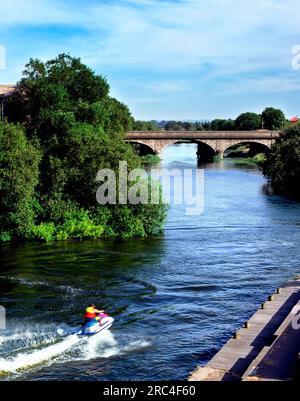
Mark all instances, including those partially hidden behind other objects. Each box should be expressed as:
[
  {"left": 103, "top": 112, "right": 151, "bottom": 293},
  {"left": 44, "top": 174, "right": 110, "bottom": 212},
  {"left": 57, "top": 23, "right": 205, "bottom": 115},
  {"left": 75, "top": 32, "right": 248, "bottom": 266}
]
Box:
[{"left": 0, "top": 335, "right": 79, "bottom": 374}]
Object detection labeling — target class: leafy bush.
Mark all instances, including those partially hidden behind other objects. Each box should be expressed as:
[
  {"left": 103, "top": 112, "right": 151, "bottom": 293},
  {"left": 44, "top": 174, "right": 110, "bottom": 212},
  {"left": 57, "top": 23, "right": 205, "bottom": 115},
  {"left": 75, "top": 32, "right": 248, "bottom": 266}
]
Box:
[
  {"left": 253, "top": 153, "right": 266, "bottom": 164},
  {"left": 30, "top": 222, "right": 56, "bottom": 241},
  {"left": 262, "top": 123, "right": 300, "bottom": 196},
  {"left": 56, "top": 210, "right": 104, "bottom": 240},
  {"left": 0, "top": 231, "right": 12, "bottom": 242},
  {"left": 30, "top": 210, "right": 105, "bottom": 241}
]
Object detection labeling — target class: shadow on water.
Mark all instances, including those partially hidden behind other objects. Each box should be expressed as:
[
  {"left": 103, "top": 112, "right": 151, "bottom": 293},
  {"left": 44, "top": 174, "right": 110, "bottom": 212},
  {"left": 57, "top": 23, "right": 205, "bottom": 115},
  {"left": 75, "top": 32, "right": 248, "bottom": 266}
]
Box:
[{"left": 0, "top": 237, "right": 166, "bottom": 323}]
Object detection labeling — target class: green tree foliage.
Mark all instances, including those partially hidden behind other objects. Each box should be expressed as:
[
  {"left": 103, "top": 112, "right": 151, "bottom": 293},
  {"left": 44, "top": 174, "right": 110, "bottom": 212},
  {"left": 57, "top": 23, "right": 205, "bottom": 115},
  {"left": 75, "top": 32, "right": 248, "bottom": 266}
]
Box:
[
  {"left": 0, "top": 123, "right": 41, "bottom": 240},
  {"left": 262, "top": 123, "right": 300, "bottom": 196},
  {"left": 31, "top": 210, "right": 105, "bottom": 241},
  {"left": 164, "top": 121, "right": 183, "bottom": 131},
  {"left": 2, "top": 54, "right": 168, "bottom": 242},
  {"left": 210, "top": 119, "right": 235, "bottom": 130},
  {"left": 132, "top": 109, "right": 286, "bottom": 133},
  {"left": 261, "top": 107, "right": 286, "bottom": 130},
  {"left": 132, "top": 120, "right": 160, "bottom": 131},
  {"left": 133, "top": 120, "right": 210, "bottom": 131},
  {"left": 235, "top": 112, "right": 261, "bottom": 130}
]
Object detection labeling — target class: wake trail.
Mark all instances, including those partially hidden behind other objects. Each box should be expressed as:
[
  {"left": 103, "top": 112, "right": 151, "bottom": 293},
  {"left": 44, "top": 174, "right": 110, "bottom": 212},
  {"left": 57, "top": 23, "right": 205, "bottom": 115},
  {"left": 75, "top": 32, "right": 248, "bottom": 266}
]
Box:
[
  {"left": 0, "top": 322, "right": 151, "bottom": 379},
  {"left": 0, "top": 335, "right": 79, "bottom": 375}
]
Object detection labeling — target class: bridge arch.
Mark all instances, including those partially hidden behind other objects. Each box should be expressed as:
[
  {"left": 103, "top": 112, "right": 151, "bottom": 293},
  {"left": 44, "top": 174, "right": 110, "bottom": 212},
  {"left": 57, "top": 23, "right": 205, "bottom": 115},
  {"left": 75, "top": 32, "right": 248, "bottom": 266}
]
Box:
[
  {"left": 223, "top": 140, "right": 271, "bottom": 158},
  {"left": 161, "top": 139, "right": 197, "bottom": 151},
  {"left": 126, "top": 140, "right": 156, "bottom": 155},
  {"left": 127, "top": 138, "right": 218, "bottom": 163},
  {"left": 127, "top": 138, "right": 197, "bottom": 156},
  {"left": 195, "top": 140, "right": 217, "bottom": 162},
  {"left": 160, "top": 139, "right": 217, "bottom": 163}
]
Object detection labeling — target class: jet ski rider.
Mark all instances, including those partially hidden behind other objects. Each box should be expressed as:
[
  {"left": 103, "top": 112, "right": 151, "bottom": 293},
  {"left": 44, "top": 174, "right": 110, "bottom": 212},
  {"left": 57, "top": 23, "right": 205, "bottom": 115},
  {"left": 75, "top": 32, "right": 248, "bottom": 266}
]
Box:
[{"left": 83, "top": 304, "right": 104, "bottom": 325}]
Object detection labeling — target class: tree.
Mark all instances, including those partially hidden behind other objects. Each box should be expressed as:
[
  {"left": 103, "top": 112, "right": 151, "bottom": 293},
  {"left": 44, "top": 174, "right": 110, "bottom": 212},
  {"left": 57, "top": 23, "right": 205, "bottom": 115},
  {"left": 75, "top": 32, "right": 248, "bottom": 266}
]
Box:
[
  {"left": 235, "top": 112, "right": 261, "bottom": 130},
  {"left": 0, "top": 123, "right": 41, "bottom": 240},
  {"left": 2, "top": 54, "right": 168, "bottom": 241},
  {"left": 183, "top": 122, "right": 192, "bottom": 131},
  {"left": 262, "top": 123, "right": 300, "bottom": 196},
  {"left": 6, "top": 55, "right": 109, "bottom": 134},
  {"left": 165, "top": 121, "right": 183, "bottom": 131},
  {"left": 77, "top": 96, "right": 134, "bottom": 134},
  {"left": 262, "top": 107, "right": 286, "bottom": 130},
  {"left": 201, "top": 121, "right": 211, "bottom": 130},
  {"left": 132, "top": 120, "right": 159, "bottom": 131},
  {"left": 210, "top": 119, "right": 235, "bottom": 130}
]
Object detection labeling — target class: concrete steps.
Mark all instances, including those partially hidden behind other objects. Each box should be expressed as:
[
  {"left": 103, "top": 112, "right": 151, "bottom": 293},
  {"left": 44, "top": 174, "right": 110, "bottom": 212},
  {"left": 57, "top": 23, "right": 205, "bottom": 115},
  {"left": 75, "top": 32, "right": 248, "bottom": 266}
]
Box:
[{"left": 188, "top": 277, "right": 300, "bottom": 381}]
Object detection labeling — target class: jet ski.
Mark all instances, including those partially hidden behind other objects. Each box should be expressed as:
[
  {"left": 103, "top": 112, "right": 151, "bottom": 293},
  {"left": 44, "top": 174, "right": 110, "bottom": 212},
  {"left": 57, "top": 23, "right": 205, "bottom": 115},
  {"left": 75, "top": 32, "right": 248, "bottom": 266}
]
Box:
[{"left": 77, "top": 312, "right": 114, "bottom": 336}]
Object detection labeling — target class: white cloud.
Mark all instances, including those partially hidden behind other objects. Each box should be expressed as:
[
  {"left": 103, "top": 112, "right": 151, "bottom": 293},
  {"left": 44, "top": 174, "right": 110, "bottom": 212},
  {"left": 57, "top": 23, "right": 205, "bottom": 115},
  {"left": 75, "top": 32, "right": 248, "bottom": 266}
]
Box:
[
  {"left": 93, "top": 0, "right": 298, "bottom": 70},
  {"left": 0, "top": 0, "right": 75, "bottom": 26},
  {"left": 1, "top": 0, "right": 300, "bottom": 117},
  {"left": 1, "top": 0, "right": 300, "bottom": 74},
  {"left": 223, "top": 74, "right": 300, "bottom": 95},
  {"left": 0, "top": 44, "right": 6, "bottom": 69},
  {"left": 143, "top": 80, "right": 188, "bottom": 93}
]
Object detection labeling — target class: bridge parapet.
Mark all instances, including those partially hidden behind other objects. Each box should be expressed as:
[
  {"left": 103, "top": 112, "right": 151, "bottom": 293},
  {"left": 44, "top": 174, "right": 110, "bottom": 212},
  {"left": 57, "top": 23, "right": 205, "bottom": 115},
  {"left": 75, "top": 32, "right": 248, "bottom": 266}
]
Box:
[{"left": 127, "top": 130, "right": 280, "bottom": 140}]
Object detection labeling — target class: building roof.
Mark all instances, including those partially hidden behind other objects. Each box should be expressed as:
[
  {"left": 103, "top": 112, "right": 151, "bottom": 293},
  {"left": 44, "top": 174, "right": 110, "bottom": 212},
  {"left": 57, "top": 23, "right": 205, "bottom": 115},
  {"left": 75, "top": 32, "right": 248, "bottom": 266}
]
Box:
[
  {"left": 290, "top": 116, "right": 299, "bottom": 122},
  {"left": 0, "top": 84, "right": 16, "bottom": 97}
]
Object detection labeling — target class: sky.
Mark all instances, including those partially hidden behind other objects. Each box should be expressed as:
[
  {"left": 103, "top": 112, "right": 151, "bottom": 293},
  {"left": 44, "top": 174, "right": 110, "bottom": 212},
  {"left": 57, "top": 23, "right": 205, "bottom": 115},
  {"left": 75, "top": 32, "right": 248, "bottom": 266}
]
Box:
[{"left": 0, "top": 0, "right": 300, "bottom": 120}]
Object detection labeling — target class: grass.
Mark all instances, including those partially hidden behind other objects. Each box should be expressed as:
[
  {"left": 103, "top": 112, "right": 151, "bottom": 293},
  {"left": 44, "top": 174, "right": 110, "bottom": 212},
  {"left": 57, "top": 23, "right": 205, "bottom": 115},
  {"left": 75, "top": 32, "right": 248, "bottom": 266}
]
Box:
[
  {"left": 213, "top": 154, "right": 222, "bottom": 162},
  {"left": 227, "top": 153, "right": 266, "bottom": 166},
  {"left": 140, "top": 154, "right": 161, "bottom": 164}
]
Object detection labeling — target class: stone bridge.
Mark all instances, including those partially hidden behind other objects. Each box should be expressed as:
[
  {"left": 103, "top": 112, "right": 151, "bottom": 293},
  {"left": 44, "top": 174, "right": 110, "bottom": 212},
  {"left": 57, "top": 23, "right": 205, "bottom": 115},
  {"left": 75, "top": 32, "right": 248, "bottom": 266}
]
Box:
[{"left": 126, "top": 130, "right": 280, "bottom": 161}]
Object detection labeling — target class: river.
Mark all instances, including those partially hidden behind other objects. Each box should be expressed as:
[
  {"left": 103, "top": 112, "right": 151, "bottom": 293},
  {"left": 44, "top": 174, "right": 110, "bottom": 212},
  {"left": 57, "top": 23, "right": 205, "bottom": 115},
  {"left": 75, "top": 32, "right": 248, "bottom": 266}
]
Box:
[{"left": 0, "top": 143, "right": 300, "bottom": 380}]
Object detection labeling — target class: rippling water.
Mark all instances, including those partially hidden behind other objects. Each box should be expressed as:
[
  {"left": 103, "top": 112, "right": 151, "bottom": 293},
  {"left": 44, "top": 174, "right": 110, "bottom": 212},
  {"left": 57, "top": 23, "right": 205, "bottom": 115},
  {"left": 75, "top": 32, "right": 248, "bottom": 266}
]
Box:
[{"left": 0, "top": 143, "right": 300, "bottom": 380}]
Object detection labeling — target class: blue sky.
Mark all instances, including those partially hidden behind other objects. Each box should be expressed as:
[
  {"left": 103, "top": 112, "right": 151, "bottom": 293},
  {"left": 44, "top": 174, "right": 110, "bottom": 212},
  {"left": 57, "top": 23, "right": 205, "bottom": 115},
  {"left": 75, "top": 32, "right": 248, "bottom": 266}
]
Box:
[{"left": 0, "top": 0, "right": 300, "bottom": 120}]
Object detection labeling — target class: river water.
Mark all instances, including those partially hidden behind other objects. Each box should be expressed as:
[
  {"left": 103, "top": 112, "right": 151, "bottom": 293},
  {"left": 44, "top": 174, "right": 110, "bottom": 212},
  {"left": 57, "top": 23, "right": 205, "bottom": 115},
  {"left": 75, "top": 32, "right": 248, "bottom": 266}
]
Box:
[{"left": 0, "top": 143, "right": 300, "bottom": 380}]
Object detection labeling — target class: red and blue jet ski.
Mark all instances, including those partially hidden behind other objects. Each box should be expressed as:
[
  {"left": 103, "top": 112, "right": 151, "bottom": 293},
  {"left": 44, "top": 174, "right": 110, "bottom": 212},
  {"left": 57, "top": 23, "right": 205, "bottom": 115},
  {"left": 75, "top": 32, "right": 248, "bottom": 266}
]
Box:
[{"left": 77, "top": 313, "right": 114, "bottom": 336}]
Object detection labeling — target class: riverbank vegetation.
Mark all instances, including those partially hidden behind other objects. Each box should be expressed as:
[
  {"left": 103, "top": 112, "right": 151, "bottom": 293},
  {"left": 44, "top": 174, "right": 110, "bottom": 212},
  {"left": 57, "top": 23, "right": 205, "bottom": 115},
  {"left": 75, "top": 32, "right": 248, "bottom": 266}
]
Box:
[
  {"left": 132, "top": 107, "right": 287, "bottom": 132},
  {"left": 262, "top": 123, "right": 300, "bottom": 198},
  {"left": 224, "top": 144, "right": 266, "bottom": 166},
  {"left": 140, "top": 154, "right": 161, "bottom": 164},
  {"left": 229, "top": 154, "right": 266, "bottom": 166},
  {"left": 0, "top": 54, "right": 168, "bottom": 242}
]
